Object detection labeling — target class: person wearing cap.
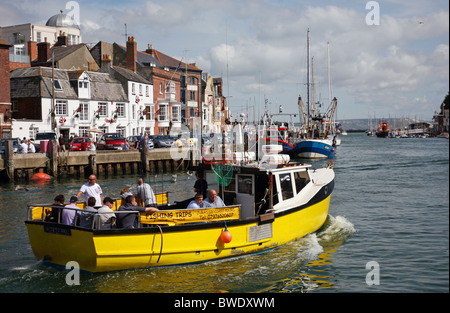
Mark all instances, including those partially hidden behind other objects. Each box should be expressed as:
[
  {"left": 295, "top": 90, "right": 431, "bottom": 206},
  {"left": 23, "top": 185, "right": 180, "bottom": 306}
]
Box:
[
  {"left": 62, "top": 195, "right": 79, "bottom": 225},
  {"left": 97, "top": 197, "right": 116, "bottom": 229}
]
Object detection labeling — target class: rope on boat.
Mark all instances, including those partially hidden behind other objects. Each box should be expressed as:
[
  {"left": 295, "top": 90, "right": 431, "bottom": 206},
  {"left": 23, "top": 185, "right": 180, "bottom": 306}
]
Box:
[{"left": 156, "top": 225, "right": 163, "bottom": 263}]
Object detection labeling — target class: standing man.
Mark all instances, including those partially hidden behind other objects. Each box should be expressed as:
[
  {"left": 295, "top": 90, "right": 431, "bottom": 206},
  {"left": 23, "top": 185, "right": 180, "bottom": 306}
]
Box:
[
  {"left": 194, "top": 172, "right": 208, "bottom": 199},
  {"left": 59, "top": 134, "right": 66, "bottom": 152},
  {"left": 19, "top": 140, "right": 28, "bottom": 154},
  {"left": 134, "top": 178, "right": 157, "bottom": 207},
  {"left": 77, "top": 174, "right": 103, "bottom": 207}
]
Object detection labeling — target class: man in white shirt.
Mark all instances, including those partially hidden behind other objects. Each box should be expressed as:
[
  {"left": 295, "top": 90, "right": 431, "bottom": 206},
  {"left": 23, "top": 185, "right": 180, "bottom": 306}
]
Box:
[
  {"left": 77, "top": 175, "right": 103, "bottom": 207},
  {"left": 187, "top": 193, "right": 203, "bottom": 209},
  {"left": 19, "top": 140, "right": 28, "bottom": 154},
  {"left": 27, "top": 140, "right": 36, "bottom": 153}
]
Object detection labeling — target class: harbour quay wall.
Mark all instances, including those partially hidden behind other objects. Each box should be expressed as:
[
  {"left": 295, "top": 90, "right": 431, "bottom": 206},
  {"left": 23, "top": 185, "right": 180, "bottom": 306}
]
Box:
[{"left": 0, "top": 141, "right": 191, "bottom": 182}]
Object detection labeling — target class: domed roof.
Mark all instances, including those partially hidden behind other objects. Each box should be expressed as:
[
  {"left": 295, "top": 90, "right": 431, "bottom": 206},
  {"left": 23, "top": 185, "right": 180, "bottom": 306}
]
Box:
[{"left": 46, "top": 11, "right": 80, "bottom": 29}]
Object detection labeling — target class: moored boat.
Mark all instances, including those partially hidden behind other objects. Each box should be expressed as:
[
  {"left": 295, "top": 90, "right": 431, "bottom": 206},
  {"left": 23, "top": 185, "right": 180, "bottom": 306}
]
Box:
[{"left": 25, "top": 151, "right": 335, "bottom": 272}]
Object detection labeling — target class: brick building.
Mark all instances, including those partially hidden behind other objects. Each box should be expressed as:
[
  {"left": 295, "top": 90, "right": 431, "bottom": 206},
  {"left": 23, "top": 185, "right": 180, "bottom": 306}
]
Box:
[{"left": 0, "top": 40, "right": 13, "bottom": 138}]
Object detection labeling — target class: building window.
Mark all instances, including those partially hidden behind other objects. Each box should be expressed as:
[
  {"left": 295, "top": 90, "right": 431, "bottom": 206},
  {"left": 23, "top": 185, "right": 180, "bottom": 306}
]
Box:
[
  {"left": 29, "top": 127, "right": 39, "bottom": 139},
  {"left": 98, "top": 102, "right": 107, "bottom": 116},
  {"left": 131, "top": 83, "right": 135, "bottom": 95},
  {"left": 80, "top": 102, "right": 89, "bottom": 120},
  {"left": 11, "top": 100, "right": 18, "bottom": 112},
  {"left": 159, "top": 82, "right": 163, "bottom": 94},
  {"left": 116, "top": 126, "right": 126, "bottom": 137},
  {"left": 54, "top": 79, "right": 63, "bottom": 90},
  {"left": 79, "top": 126, "right": 89, "bottom": 137},
  {"left": 147, "top": 104, "right": 155, "bottom": 120},
  {"left": 146, "top": 85, "right": 149, "bottom": 97},
  {"left": 180, "top": 75, "right": 186, "bottom": 87},
  {"left": 172, "top": 105, "right": 181, "bottom": 122},
  {"left": 190, "top": 91, "right": 195, "bottom": 101},
  {"left": 68, "top": 34, "right": 77, "bottom": 45},
  {"left": 158, "top": 103, "right": 168, "bottom": 121},
  {"left": 55, "top": 100, "right": 68, "bottom": 115},
  {"left": 36, "top": 32, "right": 41, "bottom": 43},
  {"left": 139, "top": 84, "right": 142, "bottom": 96},
  {"left": 116, "top": 103, "right": 125, "bottom": 117}
]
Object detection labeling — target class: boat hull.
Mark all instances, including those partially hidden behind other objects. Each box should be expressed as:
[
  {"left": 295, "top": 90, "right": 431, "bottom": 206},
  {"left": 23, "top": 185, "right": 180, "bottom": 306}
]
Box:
[
  {"left": 25, "top": 184, "right": 332, "bottom": 272},
  {"left": 293, "top": 140, "right": 335, "bottom": 159}
]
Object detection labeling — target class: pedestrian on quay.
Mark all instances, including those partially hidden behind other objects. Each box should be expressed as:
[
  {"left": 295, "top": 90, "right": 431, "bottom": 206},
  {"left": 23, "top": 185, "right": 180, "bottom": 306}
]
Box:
[{"left": 59, "top": 134, "right": 66, "bottom": 152}]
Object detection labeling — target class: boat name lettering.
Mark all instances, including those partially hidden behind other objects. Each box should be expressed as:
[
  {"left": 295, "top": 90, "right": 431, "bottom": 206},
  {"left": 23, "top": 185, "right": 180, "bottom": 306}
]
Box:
[{"left": 44, "top": 225, "right": 71, "bottom": 236}]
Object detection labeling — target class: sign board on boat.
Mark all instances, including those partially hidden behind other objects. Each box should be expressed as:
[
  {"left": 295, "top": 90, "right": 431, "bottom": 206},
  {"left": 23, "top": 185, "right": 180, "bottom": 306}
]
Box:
[{"left": 140, "top": 206, "right": 240, "bottom": 225}]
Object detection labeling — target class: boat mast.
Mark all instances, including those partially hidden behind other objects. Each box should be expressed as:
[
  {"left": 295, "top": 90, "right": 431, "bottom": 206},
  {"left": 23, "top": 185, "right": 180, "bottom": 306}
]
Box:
[{"left": 306, "top": 28, "right": 310, "bottom": 139}]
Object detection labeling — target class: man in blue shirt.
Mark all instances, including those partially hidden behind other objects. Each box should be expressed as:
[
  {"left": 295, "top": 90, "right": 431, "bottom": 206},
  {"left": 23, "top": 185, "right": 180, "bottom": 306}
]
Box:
[
  {"left": 187, "top": 193, "right": 203, "bottom": 209},
  {"left": 201, "top": 189, "right": 226, "bottom": 208}
]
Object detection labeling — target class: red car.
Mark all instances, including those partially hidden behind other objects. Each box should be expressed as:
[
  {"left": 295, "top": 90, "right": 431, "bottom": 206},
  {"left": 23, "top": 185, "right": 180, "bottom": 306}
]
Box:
[
  {"left": 70, "top": 137, "right": 91, "bottom": 151},
  {"left": 96, "top": 133, "right": 126, "bottom": 150}
]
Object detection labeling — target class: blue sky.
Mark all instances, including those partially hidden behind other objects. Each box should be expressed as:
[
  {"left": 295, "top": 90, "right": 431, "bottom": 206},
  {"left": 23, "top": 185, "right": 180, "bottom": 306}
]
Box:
[{"left": 1, "top": 0, "right": 448, "bottom": 121}]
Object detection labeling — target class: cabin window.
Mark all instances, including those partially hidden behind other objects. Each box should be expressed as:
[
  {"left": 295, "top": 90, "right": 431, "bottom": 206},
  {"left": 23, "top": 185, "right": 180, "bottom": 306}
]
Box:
[
  {"left": 237, "top": 175, "right": 253, "bottom": 195},
  {"left": 294, "top": 171, "right": 310, "bottom": 194},
  {"left": 279, "top": 173, "right": 294, "bottom": 200}
]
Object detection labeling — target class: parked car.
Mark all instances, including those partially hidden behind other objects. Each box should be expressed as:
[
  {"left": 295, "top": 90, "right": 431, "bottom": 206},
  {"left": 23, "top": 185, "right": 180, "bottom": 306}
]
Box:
[
  {"left": 126, "top": 135, "right": 154, "bottom": 150},
  {"left": 0, "top": 137, "right": 21, "bottom": 154},
  {"left": 153, "top": 135, "right": 174, "bottom": 148},
  {"left": 69, "top": 137, "right": 91, "bottom": 151},
  {"left": 33, "top": 131, "right": 57, "bottom": 152},
  {"left": 96, "top": 133, "right": 126, "bottom": 150}
]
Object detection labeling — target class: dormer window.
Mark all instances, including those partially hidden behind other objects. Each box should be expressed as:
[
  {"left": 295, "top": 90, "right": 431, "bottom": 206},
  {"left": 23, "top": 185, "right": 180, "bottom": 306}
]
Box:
[{"left": 54, "top": 79, "right": 62, "bottom": 90}]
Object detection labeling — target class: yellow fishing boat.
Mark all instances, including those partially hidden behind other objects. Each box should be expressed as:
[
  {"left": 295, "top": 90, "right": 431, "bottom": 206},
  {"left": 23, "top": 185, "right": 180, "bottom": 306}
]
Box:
[{"left": 25, "top": 156, "right": 334, "bottom": 273}]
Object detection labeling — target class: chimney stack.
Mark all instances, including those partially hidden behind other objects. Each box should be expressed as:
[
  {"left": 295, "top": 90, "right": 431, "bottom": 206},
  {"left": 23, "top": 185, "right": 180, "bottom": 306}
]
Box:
[
  {"left": 101, "top": 54, "right": 112, "bottom": 70},
  {"left": 54, "top": 31, "right": 68, "bottom": 46},
  {"left": 126, "top": 36, "right": 137, "bottom": 72},
  {"left": 145, "top": 43, "right": 153, "bottom": 56},
  {"left": 27, "top": 41, "right": 38, "bottom": 62},
  {"left": 37, "top": 41, "right": 51, "bottom": 63}
]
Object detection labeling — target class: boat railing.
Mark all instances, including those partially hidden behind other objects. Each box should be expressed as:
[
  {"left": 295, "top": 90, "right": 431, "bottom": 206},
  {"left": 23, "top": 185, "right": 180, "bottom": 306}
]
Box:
[{"left": 26, "top": 204, "right": 242, "bottom": 229}]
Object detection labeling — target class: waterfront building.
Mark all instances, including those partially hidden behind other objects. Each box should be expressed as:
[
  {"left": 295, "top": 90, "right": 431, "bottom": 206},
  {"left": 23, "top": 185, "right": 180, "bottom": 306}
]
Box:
[
  {"left": 10, "top": 67, "right": 127, "bottom": 141},
  {"left": 99, "top": 54, "right": 155, "bottom": 136}
]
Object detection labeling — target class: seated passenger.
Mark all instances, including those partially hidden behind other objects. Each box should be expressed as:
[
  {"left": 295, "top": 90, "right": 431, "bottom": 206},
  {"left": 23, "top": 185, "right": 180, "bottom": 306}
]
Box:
[
  {"left": 201, "top": 189, "right": 226, "bottom": 208},
  {"left": 62, "top": 195, "right": 79, "bottom": 225},
  {"left": 46, "top": 194, "right": 65, "bottom": 223},
  {"left": 117, "top": 195, "right": 158, "bottom": 229},
  {"left": 79, "top": 197, "right": 97, "bottom": 229},
  {"left": 120, "top": 188, "right": 133, "bottom": 199},
  {"left": 187, "top": 193, "right": 203, "bottom": 209},
  {"left": 97, "top": 197, "right": 116, "bottom": 229}
]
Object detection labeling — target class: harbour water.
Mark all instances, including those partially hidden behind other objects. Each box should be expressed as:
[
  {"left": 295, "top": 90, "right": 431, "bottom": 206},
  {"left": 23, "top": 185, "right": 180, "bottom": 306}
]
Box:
[{"left": 0, "top": 133, "right": 448, "bottom": 293}]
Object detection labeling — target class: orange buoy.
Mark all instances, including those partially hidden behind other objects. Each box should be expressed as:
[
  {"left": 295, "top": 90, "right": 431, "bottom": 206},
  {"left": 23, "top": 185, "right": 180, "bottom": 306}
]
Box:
[
  {"left": 220, "top": 228, "right": 232, "bottom": 243},
  {"left": 31, "top": 173, "right": 51, "bottom": 181}
]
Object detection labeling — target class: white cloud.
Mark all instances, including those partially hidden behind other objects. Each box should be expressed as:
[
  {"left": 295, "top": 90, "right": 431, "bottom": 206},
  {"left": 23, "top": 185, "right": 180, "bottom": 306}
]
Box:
[{"left": 1, "top": 0, "right": 448, "bottom": 120}]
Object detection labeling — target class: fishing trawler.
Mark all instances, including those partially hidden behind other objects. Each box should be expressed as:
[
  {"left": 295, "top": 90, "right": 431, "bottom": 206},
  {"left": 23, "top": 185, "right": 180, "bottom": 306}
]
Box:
[
  {"left": 25, "top": 142, "right": 335, "bottom": 273},
  {"left": 292, "top": 30, "right": 337, "bottom": 159}
]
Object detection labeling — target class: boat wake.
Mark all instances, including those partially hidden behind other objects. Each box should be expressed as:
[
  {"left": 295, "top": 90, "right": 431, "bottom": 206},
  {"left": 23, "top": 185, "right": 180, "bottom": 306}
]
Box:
[{"left": 316, "top": 215, "right": 356, "bottom": 246}]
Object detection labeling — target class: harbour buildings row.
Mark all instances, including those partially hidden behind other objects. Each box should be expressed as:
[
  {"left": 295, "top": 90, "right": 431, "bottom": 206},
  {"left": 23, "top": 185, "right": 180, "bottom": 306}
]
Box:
[{"left": 0, "top": 11, "right": 230, "bottom": 140}]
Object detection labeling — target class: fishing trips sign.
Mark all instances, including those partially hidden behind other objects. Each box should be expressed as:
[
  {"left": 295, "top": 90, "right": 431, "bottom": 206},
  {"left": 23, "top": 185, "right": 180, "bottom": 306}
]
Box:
[{"left": 140, "top": 206, "right": 240, "bottom": 225}]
